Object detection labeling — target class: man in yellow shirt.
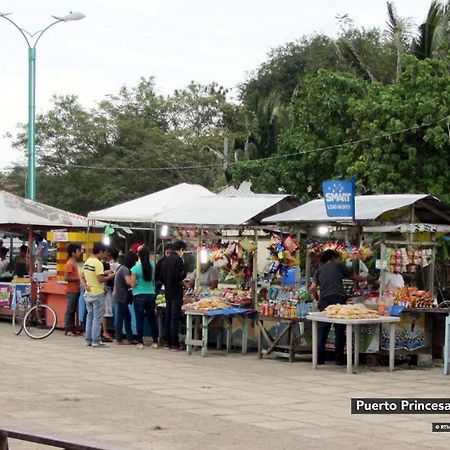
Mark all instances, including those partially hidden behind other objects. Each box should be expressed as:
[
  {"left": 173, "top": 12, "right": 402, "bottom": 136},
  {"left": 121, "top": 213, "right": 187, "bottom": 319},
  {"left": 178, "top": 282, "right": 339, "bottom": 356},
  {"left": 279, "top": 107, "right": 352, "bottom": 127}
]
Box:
[{"left": 82, "top": 242, "right": 114, "bottom": 348}]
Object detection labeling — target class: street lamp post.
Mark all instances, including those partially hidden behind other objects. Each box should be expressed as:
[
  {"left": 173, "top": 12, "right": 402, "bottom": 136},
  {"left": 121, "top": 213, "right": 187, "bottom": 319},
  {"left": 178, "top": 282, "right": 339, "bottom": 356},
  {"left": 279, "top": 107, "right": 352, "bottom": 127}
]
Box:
[{"left": 0, "top": 11, "right": 85, "bottom": 200}]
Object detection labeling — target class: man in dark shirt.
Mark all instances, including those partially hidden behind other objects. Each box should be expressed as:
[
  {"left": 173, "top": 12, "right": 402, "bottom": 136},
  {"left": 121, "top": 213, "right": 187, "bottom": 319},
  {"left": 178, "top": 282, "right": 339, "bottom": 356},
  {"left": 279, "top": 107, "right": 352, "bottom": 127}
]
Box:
[
  {"left": 155, "top": 243, "right": 173, "bottom": 295},
  {"left": 157, "top": 240, "right": 186, "bottom": 350},
  {"left": 310, "top": 250, "right": 374, "bottom": 365}
]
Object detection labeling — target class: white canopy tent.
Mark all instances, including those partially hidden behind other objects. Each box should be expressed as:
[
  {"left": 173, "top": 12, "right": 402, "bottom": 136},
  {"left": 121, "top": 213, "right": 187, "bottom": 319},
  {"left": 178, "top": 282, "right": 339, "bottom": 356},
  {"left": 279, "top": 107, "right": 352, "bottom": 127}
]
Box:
[
  {"left": 87, "top": 183, "right": 214, "bottom": 223},
  {"left": 153, "top": 194, "right": 295, "bottom": 227},
  {"left": 0, "top": 191, "right": 98, "bottom": 229},
  {"left": 262, "top": 194, "right": 442, "bottom": 224}
]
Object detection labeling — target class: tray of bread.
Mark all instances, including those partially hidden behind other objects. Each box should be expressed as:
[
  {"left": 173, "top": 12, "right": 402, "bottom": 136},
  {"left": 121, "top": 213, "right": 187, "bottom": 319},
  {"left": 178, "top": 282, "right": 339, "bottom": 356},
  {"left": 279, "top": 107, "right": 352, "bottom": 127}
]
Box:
[{"left": 324, "top": 304, "right": 379, "bottom": 319}]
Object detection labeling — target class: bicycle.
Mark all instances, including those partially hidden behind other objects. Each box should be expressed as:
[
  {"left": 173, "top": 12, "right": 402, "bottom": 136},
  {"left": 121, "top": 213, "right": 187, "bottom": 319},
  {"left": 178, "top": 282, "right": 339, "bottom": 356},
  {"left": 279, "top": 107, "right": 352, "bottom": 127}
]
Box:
[{"left": 12, "top": 272, "right": 57, "bottom": 339}]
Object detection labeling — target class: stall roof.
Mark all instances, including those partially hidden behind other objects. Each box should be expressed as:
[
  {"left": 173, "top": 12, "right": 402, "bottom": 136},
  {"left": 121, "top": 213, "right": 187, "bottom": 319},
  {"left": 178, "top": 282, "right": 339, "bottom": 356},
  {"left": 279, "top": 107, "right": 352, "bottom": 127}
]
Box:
[
  {"left": 152, "top": 194, "right": 297, "bottom": 227},
  {"left": 218, "top": 181, "right": 287, "bottom": 200},
  {"left": 0, "top": 190, "right": 97, "bottom": 229},
  {"left": 87, "top": 183, "right": 214, "bottom": 223},
  {"left": 262, "top": 194, "right": 450, "bottom": 225}
]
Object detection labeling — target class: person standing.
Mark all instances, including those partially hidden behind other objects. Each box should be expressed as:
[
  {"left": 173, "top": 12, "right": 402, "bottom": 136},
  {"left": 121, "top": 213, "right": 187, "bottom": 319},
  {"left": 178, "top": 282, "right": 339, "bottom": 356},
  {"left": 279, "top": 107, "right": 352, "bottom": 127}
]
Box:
[
  {"left": 82, "top": 242, "right": 114, "bottom": 348},
  {"left": 158, "top": 240, "right": 186, "bottom": 351},
  {"left": 13, "top": 245, "right": 29, "bottom": 277},
  {"left": 101, "top": 248, "right": 119, "bottom": 342},
  {"left": 64, "top": 243, "right": 82, "bottom": 336},
  {"left": 189, "top": 261, "right": 219, "bottom": 290},
  {"left": 113, "top": 251, "right": 137, "bottom": 345},
  {"left": 35, "top": 234, "right": 49, "bottom": 272},
  {"left": 310, "top": 250, "right": 374, "bottom": 365},
  {"left": 155, "top": 243, "right": 173, "bottom": 295},
  {"left": 0, "top": 247, "right": 10, "bottom": 276},
  {"left": 131, "top": 245, "right": 159, "bottom": 349}
]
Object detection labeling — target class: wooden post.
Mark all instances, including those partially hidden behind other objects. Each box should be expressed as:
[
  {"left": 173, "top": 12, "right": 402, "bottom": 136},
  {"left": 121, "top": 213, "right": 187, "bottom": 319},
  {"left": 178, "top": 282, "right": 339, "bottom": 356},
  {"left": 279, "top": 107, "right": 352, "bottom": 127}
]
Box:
[
  {"left": 429, "top": 237, "right": 436, "bottom": 297},
  {"left": 0, "top": 432, "right": 9, "bottom": 450}
]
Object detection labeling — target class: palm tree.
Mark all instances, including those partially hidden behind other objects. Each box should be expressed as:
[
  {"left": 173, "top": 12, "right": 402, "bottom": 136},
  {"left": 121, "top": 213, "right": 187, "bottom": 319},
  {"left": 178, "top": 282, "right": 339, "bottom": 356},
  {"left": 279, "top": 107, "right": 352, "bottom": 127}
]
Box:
[
  {"left": 386, "top": 1, "right": 413, "bottom": 78},
  {"left": 412, "top": 0, "right": 450, "bottom": 59}
]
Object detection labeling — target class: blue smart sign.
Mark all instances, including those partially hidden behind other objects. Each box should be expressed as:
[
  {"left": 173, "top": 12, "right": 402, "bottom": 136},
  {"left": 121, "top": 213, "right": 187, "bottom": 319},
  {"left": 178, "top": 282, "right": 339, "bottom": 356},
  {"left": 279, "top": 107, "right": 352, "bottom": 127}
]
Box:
[{"left": 322, "top": 179, "right": 356, "bottom": 219}]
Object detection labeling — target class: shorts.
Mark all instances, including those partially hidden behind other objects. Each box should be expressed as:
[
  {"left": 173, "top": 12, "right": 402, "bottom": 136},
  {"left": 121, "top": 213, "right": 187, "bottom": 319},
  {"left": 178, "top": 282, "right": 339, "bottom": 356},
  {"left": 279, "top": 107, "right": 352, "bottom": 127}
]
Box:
[{"left": 104, "top": 290, "right": 114, "bottom": 317}]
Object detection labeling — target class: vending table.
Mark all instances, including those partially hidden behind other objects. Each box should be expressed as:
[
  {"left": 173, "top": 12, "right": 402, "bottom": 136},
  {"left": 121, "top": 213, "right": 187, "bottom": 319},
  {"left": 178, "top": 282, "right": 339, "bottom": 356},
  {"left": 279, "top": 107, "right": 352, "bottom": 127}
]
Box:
[
  {"left": 185, "top": 308, "right": 255, "bottom": 357},
  {"left": 256, "top": 315, "right": 311, "bottom": 363},
  {"left": 307, "top": 312, "right": 400, "bottom": 374}
]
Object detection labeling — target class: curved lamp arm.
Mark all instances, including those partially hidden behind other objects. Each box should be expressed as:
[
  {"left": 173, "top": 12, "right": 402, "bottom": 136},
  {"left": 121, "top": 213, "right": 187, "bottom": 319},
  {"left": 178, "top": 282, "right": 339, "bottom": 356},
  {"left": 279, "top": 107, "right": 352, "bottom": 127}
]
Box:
[{"left": 0, "top": 14, "right": 31, "bottom": 47}]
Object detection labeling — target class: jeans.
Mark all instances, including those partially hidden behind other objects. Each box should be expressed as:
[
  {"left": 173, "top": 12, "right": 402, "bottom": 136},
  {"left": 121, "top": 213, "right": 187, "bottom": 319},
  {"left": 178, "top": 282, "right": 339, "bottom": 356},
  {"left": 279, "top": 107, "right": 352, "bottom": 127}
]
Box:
[
  {"left": 115, "top": 302, "right": 134, "bottom": 342},
  {"left": 163, "top": 295, "right": 183, "bottom": 347},
  {"left": 318, "top": 294, "right": 347, "bottom": 363},
  {"left": 85, "top": 294, "right": 105, "bottom": 345},
  {"left": 133, "top": 294, "right": 158, "bottom": 343},
  {"left": 64, "top": 291, "right": 79, "bottom": 332}
]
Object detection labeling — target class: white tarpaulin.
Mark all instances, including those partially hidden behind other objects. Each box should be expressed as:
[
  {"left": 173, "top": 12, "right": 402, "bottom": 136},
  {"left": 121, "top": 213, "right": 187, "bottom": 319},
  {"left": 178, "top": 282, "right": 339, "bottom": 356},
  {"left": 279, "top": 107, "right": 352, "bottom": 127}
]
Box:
[
  {"left": 88, "top": 183, "right": 214, "bottom": 223},
  {"left": 153, "top": 195, "right": 292, "bottom": 227},
  {"left": 263, "top": 194, "right": 434, "bottom": 224},
  {"left": 0, "top": 190, "right": 96, "bottom": 228},
  {"left": 363, "top": 223, "right": 450, "bottom": 234}
]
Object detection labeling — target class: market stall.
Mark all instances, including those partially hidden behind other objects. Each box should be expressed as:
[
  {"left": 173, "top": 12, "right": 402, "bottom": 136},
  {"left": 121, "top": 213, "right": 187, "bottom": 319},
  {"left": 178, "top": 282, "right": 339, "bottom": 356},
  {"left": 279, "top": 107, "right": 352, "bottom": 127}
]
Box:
[
  {"left": 0, "top": 190, "right": 103, "bottom": 326},
  {"left": 151, "top": 192, "right": 299, "bottom": 353},
  {"left": 263, "top": 194, "right": 450, "bottom": 365},
  {"left": 88, "top": 183, "right": 298, "bottom": 347}
]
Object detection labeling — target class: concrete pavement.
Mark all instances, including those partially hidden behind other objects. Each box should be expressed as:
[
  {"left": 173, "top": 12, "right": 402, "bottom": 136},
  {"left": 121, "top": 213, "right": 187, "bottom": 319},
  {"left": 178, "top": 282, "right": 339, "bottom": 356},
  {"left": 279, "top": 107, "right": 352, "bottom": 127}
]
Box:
[{"left": 1, "top": 321, "right": 449, "bottom": 450}]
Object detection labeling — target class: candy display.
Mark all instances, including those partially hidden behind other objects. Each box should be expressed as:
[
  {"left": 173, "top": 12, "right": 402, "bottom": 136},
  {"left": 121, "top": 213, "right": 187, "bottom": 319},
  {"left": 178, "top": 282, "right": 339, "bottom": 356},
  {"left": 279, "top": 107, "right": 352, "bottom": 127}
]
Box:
[
  {"left": 385, "top": 247, "right": 432, "bottom": 273},
  {"left": 392, "top": 287, "right": 433, "bottom": 308},
  {"left": 324, "top": 304, "right": 379, "bottom": 319}
]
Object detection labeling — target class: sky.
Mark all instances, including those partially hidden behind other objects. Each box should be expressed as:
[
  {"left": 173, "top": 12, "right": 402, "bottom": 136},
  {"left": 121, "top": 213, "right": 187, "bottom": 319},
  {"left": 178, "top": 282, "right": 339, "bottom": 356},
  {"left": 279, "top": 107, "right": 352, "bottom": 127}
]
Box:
[{"left": 0, "top": 0, "right": 431, "bottom": 169}]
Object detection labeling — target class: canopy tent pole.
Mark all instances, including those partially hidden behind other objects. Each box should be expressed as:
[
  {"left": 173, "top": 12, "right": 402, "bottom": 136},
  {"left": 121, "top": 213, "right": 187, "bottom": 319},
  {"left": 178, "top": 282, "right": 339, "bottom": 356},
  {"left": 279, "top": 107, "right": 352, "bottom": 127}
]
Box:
[
  {"left": 305, "top": 230, "right": 311, "bottom": 296},
  {"left": 195, "top": 229, "right": 202, "bottom": 290},
  {"left": 251, "top": 228, "right": 258, "bottom": 308},
  {"left": 294, "top": 226, "right": 301, "bottom": 289},
  {"left": 153, "top": 224, "right": 158, "bottom": 264},
  {"left": 27, "top": 226, "right": 34, "bottom": 276}
]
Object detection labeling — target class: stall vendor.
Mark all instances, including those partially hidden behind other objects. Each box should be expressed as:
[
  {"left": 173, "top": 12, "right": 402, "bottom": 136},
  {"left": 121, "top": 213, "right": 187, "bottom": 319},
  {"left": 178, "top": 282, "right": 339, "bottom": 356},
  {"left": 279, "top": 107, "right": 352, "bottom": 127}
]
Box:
[
  {"left": 13, "top": 245, "right": 29, "bottom": 278},
  {"left": 383, "top": 271, "right": 405, "bottom": 291},
  {"left": 189, "top": 262, "right": 219, "bottom": 289},
  {"left": 310, "top": 250, "right": 375, "bottom": 365},
  {"left": 0, "top": 247, "right": 10, "bottom": 275}
]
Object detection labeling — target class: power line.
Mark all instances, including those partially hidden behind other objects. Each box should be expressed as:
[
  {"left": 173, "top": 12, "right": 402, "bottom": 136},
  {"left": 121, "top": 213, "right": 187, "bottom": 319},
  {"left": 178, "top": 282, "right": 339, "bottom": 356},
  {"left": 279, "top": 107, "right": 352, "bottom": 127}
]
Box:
[{"left": 10, "top": 116, "right": 450, "bottom": 173}]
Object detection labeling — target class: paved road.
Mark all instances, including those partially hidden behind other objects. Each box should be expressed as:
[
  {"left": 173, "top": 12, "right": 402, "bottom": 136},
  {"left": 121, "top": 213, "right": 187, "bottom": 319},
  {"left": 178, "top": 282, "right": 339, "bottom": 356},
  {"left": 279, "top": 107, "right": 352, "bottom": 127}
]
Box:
[{"left": 1, "top": 321, "right": 449, "bottom": 449}]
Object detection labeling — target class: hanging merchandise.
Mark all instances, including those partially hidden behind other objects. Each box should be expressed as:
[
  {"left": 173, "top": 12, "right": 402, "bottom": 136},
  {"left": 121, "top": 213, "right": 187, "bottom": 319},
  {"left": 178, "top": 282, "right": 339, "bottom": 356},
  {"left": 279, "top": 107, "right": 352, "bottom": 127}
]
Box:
[
  {"left": 307, "top": 240, "right": 373, "bottom": 261},
  {"left": 385, "top": 247, "right": 433, "bottom": 273},
  {"left": 267, "top": 233, "right": 299, "bottom": 276},
  {"left": 211, "top": 239, "right": 255, "bottom": 285}
]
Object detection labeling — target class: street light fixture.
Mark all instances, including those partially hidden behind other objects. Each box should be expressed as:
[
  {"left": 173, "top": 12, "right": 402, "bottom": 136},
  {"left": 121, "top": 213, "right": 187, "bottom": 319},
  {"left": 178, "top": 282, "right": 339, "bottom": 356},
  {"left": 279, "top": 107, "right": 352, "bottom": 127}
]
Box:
[{"left": 0, "top": 11, "right": 85, "bottom": 200}]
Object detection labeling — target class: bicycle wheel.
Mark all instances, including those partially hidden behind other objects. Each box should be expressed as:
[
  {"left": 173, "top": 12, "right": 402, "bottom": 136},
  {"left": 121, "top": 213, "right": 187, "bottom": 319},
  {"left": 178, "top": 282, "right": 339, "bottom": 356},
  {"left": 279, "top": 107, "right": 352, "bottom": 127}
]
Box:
[
  {"left": 23, "top": 304, "right": 57, "bottom": 339},
  {"left": 12, "top": 302, "right": 26, "bottom": 335}
]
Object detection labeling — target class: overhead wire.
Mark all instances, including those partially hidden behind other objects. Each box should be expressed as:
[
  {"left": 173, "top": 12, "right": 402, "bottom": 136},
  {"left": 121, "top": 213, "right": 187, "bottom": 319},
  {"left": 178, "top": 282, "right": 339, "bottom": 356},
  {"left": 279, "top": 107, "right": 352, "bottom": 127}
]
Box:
[{"left": 8, "top": 116, "right": 450, "bottom": 173}]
